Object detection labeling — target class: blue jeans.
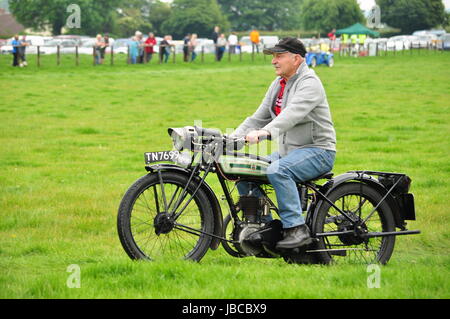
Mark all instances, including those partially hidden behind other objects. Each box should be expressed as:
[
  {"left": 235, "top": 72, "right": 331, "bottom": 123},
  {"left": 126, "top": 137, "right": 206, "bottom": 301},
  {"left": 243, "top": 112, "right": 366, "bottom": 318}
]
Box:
[
  {"left": 191, "top": 51, "right": 197, "bottom": 62},
  {"left": 164, "top": 51, "right": 170, "bottom": 63},
  {"left": 237, "top": 147, "right": 335, "bottom": 229}
]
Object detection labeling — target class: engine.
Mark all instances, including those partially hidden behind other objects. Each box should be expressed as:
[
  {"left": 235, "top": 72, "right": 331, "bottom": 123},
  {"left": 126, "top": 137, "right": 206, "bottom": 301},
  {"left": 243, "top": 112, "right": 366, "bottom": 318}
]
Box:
[{"left": 232, "top": 195, "right": 283, "bottom": 257}]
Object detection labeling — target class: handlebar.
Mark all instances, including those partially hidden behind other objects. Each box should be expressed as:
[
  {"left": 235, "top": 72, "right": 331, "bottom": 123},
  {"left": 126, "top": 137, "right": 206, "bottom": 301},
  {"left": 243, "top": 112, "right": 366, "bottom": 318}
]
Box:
[
  {"left": 168, "top": 126, "right": 270, "bottom": 153},
  {"left": 194, "top": 126, "right": 222, "bottom": 138},
  {"left": 192, "top": 126, "right": 245, "bottom": 151}
]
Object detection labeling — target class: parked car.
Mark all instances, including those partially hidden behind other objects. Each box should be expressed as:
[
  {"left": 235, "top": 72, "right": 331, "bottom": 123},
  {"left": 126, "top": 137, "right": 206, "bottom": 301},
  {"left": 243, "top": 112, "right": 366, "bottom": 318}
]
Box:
[
  {"left": 170, "top": 40, "right": 185, "bottom": 54},
  {"left": 59, "top": 39, "right": 79, "bottom": 54},
  {"left": 53, "top": 35, "right": 86, "bottom": 46},
  {"left": 110, "top": 38, "right": 130, "bottom": 54},
  {"left": 442, "top": 33, "right": 450, "bottom": 50},
  {"left": 194, "top": 38, "right": 215, "bottom": 54},
  {"left": 39, "top": 39, "right": 61, "bottom": 54},
  {"left": 0, "top": 35, "right": 52, "bottom": 54},
  {"left": 1, "top": 39, "right": 16, "bottom": 54},
  {"left": 306, "top": 51, "right": 334, "bottom": 68},
  {"left": 238, "top": 35, "right": 279, "bottom": 53},
  {"left": 239, "top": 36, "right": 256, "bottom": 53},
  {"left": 413, "top": 30, "right": 445, "bottom": 38},
  {"left": 77, "top": 38, "right": 96, "bottom": 55},
  {"left": 387, "top": 35, "right": 416, "bottom": 51},
  {"left": 260, "top": 35, "right": 279, "bottom": 48},
  {"left": 39, "top": 39, "right": 67, "bottom": 54},
  {"left": 411, "top": 34, "right": 437, "bottom": 48}
]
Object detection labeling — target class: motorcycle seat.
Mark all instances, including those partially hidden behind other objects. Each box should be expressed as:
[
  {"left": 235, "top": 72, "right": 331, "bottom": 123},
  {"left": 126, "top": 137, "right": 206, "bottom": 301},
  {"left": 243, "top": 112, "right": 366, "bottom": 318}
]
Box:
[{"left": 308, "top": 171, "right": 334, "bottom": 182}]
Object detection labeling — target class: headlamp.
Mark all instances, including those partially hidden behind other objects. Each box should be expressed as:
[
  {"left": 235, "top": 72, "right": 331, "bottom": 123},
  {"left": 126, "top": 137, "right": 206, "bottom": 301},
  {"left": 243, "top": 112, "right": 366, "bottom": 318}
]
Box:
[{"left": 168, "top": 126, "right": 198, "bottom": 151}]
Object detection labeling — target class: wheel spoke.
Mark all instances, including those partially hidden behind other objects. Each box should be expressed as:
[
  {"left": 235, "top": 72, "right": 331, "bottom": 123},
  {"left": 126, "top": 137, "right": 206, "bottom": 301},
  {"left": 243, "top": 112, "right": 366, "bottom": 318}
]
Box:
[
  {"left": 157, "top": 170, "right": 169, "bottom": 212},
  {"left": 152, "top": 185, "right": 160, "bottom": 214}
]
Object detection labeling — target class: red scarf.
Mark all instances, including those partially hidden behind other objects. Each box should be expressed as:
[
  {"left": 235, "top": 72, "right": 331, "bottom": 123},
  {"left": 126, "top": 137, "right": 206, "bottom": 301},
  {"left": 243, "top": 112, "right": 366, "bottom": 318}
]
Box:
[{"left": 274, "top": 78, "right": 286, "bottom": 116}]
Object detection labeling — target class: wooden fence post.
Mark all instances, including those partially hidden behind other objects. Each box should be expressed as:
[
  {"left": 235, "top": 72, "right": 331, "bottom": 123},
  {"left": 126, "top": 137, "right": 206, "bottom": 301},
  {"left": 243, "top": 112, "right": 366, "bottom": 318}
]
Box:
[
  {"left": 111, "top": 46, "right": 114, "bottom": 66},
  {"left": 37, "top": 46, "right": 40, "bottom": 67},
  {"left": 158, "top": 45, "right": 163, "bottom": 64},
  {"left": 172, "top": 45, "right": 176, "bottom": 63}
]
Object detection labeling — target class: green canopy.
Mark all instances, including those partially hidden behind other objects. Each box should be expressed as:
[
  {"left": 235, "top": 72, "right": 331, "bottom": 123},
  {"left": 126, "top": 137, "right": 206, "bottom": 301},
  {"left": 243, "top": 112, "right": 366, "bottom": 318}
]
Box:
[{"left": 335, "top": 23, "right": 380, "bottom": 37}]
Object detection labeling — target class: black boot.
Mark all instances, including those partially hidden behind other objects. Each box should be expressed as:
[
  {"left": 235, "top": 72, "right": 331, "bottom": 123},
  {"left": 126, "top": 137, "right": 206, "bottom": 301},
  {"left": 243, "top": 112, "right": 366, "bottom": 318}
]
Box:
[{"left": 276, "top": 224, "right": 313, "bottom": 249}]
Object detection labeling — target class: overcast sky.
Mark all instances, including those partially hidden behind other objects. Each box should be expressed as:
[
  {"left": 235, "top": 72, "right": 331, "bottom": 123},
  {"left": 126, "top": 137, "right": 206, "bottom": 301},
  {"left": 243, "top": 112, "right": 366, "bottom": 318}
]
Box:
[{"left": 358, "top": 0, "right": 377, "bottom": 11}]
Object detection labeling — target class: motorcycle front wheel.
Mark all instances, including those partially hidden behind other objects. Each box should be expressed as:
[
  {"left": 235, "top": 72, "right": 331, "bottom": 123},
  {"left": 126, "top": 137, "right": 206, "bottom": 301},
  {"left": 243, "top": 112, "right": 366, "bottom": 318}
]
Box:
[{"left": 117, "top": 171, "right": 214, "bottom": 262}]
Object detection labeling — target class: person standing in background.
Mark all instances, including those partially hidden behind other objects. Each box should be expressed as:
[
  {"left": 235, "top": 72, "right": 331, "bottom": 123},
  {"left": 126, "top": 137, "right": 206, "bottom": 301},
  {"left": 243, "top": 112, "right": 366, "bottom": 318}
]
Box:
[
  {"left": 135, "top": 31, "right": 145, "bottom": 64},
  {"left": 327, "top": 28, "right": 336, "bottom": 51},
  {"left": 144, "top": 32, "right": 157, "bottom": 63},
  {"left": 189, "top": 33, "right": 198, "bottom": 62},
  {"left": 18, "top": 35, "right": 28, "bottom": 67},
  {"left": 250, "top": 29, "right": 260, "bottom": 54},
  {"left": 159, "top": 35, "right": 172, "bottom": 63},
  {"left": 129, "top": 36, "right": 139, "bottom": 64},
  {"left": 228, "top": 32, "right": 238, "bottom": 54},
  {"left": 183, "top": 33, "right": 191, "bottom": 62},
  {"left": 94, "top": 34, "right": 105, "bottom": 65},
  {"left": 212, "top": 26, "right": 220, "bottom": 61},
  {"left": 99, "top": 34, "right": 110, "bottom": 64},
  {"left": 11, "top": 35, "right": 20, "bottom": 67},
  {"left": 216, "top": 33, "right": 227, "bottom": 61}
]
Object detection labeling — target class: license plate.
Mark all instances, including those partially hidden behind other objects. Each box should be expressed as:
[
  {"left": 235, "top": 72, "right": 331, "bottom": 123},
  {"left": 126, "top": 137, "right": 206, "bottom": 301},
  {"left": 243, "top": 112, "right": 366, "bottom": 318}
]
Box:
[{"left": 144, "top": 151, "right": 180, "bottom": 164}]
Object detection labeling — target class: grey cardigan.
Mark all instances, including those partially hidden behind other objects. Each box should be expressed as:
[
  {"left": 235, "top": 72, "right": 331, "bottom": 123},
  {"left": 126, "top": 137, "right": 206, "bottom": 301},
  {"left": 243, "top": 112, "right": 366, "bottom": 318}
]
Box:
[{"left": 233, "top": 62, "right": 336, "bottom": 156}]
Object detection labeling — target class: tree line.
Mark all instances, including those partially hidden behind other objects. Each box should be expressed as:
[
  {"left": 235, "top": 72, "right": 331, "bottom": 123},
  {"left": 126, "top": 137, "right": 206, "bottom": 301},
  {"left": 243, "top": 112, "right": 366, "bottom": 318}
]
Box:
[{"left": 7, "top": 0, "right": 448, "bottom": 39}]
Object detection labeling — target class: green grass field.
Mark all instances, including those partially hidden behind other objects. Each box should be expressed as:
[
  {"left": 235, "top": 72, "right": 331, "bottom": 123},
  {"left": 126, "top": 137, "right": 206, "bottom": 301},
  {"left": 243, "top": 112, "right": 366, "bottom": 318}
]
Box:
[{"left": 1, "top": 51, "right": 449, "bottom": 298}]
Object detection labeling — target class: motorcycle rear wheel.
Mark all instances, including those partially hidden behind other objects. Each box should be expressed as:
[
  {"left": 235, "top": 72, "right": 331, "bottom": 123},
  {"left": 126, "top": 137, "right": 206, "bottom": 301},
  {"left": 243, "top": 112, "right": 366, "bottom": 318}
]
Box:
[
  {"left": 117, "top": 172, "right": 214, "bottom": 261},
  {"left": 312, "top": 182, "right": 396, "bottom": 265}
]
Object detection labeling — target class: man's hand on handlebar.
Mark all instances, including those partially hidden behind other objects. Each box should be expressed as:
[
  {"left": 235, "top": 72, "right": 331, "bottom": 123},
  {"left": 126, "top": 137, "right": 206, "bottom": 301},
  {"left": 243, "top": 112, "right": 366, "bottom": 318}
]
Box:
[{"left": 245, "top": 130, "right": 271, "bottom": 145}]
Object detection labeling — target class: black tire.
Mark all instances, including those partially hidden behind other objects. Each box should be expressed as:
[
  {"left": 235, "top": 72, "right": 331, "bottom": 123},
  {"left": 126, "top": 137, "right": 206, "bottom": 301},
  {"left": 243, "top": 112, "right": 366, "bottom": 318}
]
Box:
[
  {"left": 328, "top": 57, "right": 334, "bottom": 67},
  {"left": 117, "top": 172, "right": 214, "bottom": 262},
  {"left": 312, "top": 182, "right": 396, "bottom": 265}
]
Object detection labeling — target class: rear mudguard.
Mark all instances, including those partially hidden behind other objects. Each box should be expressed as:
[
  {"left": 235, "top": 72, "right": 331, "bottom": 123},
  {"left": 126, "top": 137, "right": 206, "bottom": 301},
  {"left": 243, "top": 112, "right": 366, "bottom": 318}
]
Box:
[
  {"left": 311, "top": 172, "right": 405, "bottom": 230},
  {"left": 145, "top": 164, "right": 223, "bottom": 250}
]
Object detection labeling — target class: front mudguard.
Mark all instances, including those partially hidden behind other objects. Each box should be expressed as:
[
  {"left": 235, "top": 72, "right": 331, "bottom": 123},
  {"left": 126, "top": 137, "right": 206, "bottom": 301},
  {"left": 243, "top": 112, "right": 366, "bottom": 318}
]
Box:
[
  {"left": 311, "top": 172, "right": 406, "bottom": 230},
  {"left": 145, "top": 164, "right": 224, "bottom": 250}
]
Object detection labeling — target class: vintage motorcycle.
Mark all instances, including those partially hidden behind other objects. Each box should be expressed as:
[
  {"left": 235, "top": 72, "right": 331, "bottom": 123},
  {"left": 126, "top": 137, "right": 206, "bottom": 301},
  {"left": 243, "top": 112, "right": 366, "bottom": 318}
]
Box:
[{"left": 117, "top": 126, "right": 420, "bottom": 264}]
